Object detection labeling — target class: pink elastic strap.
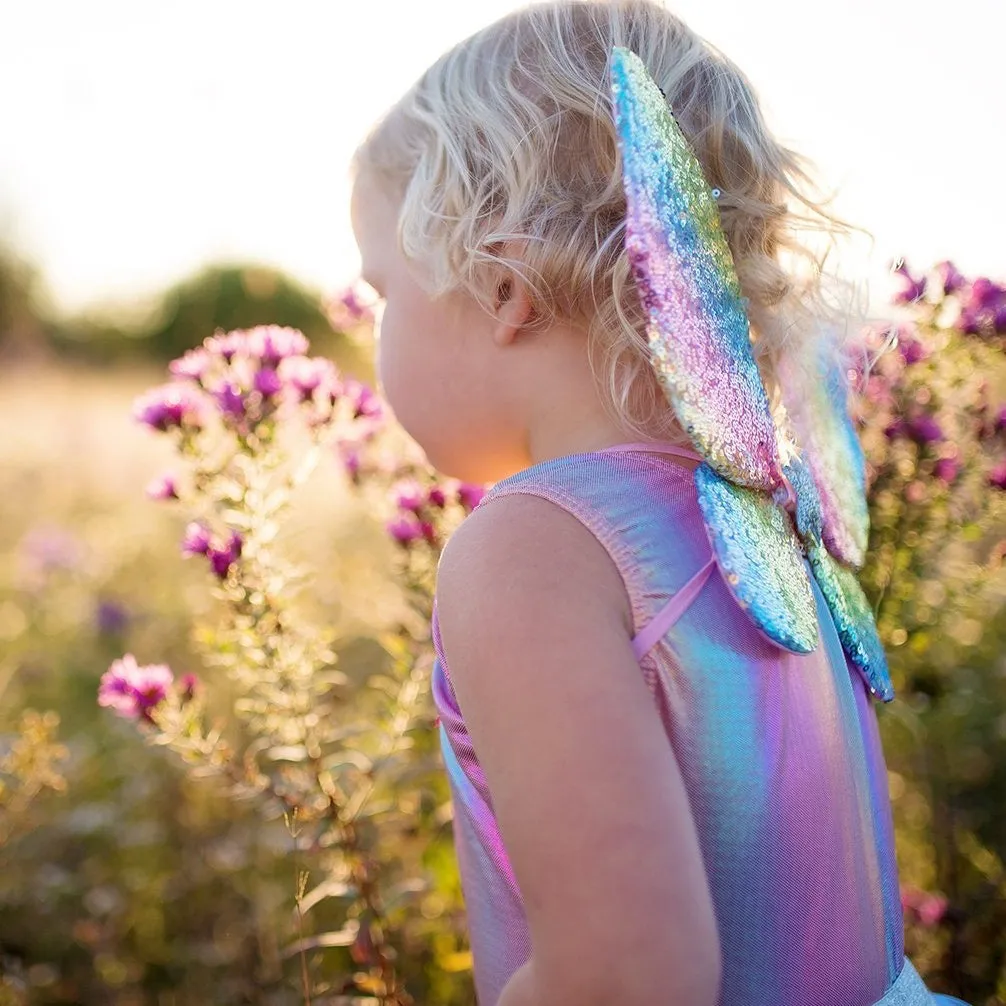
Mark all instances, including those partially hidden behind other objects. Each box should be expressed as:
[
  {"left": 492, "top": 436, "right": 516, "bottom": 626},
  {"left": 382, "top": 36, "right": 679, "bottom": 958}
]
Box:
[
  {"left": 631, "top": 555, "right": 717, "bottom": 661},
  {"left": 597, "top": 440, "right": 704, "bottom": 463}
]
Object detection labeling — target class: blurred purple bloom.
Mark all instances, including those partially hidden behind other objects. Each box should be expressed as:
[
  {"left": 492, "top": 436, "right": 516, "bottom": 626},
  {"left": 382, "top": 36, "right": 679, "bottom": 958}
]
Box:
[
  {"left": 995, "top": 406, "right": 1006, "bottom": 434},
  {"left": 907, "top": 414, "right": 944, "bottom": 445},
  {"left": 247, "top": 326, "right": 310, "bottom": 367},
  {"left": 898, "top": 337, "right": 928, "bottom": 365},
  {"left": 98, "top": 654, "right": 174, "bottom": 722},
  {"left": 933, "top": 457, "right": 959, "bottom": 484},
  {"left": 203, "top": 331, "right": 248, "bottom": 362},
  {"left": 278, "top": 356, "right": 341, "bottom": 401},
  {"left": 96, "top": 600, "right": 129, "bottom": 635},
  {"left": 133, "top": 383, "right": 206, "bottom": 432},
  {"left": 990, "top": 460, "right": 1006, "bottom": 490},
  {"left": 182, "top": 522, "right": 213, "bottom": 556},
  {"left": 253, "top": 367, "right": 283, "bottom": 398},
  {"left": 427, "top": 485, "right": 447, "bottom": 508},
  {"left": 994, "top": 304, "right": 1006, "bottom": 334},
  {"left": 420, "top": 521, "right": 438, "bottom": 545},
  {"left": 934, "top": 260, "right": 967, "bottom": 296},
  {"left": 958, "top": 306, "right": 982, "bottom": 336},
  {"left": 393, "top": 479, "right": 425, "bottom": 513},
  {"left": 892, "top": 260, "right": 927, "bottom": 305},
  {"left": 207, "top": 531, "right": 243, "bottom": 579},
  {"left": 340, "top": 445, "right": 362, "bottom": 482},
  {"left": 346, "top": 380, "right": 383, "bottom": 421},
  {"left": 212, "top": 381, "right": 246, "bottom": 420},
  {"left": 169, "top": 347, "right": 213, "bottom": 382},
  {"left": 145, "top": 474, "right": 179, "bottom": 501},
  {"left": 457, "top": 483, "right": 487, "bottom": 510},
  {"left": 387, "top": 513, "right": 424, "bottom": 545},
  {"left": 968, "top": 277, "right": 1004, "bottom": 311}
]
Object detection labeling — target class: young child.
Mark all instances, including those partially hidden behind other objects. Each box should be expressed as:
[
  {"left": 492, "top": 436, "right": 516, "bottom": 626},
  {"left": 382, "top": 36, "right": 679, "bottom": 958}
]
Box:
[{"left": 350, "top": 3, "right": 969, "bottom": 1004}]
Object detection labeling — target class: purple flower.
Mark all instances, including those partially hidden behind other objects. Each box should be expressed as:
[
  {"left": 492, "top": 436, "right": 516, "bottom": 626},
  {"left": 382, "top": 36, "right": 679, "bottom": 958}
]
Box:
[
  {"left": 253, "top": 366, "right": 284, "bottom": 398},
  {"left": 907, "top": 414, "right": 944, "bottom": 445},
  {"left": 203, "top": 331, "right": 248, "bottom": 362},
  {"left": 934, "top": 260, "right": 967, "bottom": 296},
  {"left": 994, "top": 304, "right": 1006, "bottom": 334},
  {"left": 96, "top": 600, "right": 129, "bottom": 635},
  {"left": 892, "top": 260, "right": 927, "bottom": 305},
  {"left": 340, "top": 445, "right": 362, "bottom": 482},
  {"left": 346, "top": 380, "right": 384, "bottom": 421},
  {"left": 968, "top": 277, "right": 1004, "bottom": 312},
  {"left": 246, "top": 326, "right": 310, "bottom": 367},
  {"left": 426, "top": 485, "right": 447, "bottom": 508},
  {"left": 457, "top": 483, "right": 487, "bottom": 511},
  {"left": 211, "top": 381, "right": 246, "bottom": 420},
  {"left": 958, "top": 305, "right": 982, "bottom": 336},
  {"left": 883, "top": 419, "right": 908, "bottom": 441},
  {"left": 207, "top": 530, "right": 243, "bottom": 579},
  {"left": 387, "top": 513, "right": 424, "bottom": 545},
  {"left": 133, "top": 383, "right": 206, "bottom": 432},
  {"left": 898, "top": 337, "right": 928, "bottom": 365},
  {"left": 989, "top": 459, "right": 1006, "bottom": 490},
  {"left": 933, "top": 457, "right": 959, "bottom": 483},
  {"left": 169, "top": 347, "right": 213, "bottom": 382},
  {"left": 98, "top": 654, "right": 174, "bottom": 722},
  {"left": 145, "top": 474, "right": 179, "bottom": 501},
  {"left": 182, "top": 522, "right": 213, "bottom": 556},
  {"left": 420, "top": 521, "right": 438, "bottom": 545},
  {"left": 278, "top": 356, "right": 341, "bottom": 401},
  {"left": 393, "top": 479, "right": 425, "bottom": 513},
  {"left": 995, "top": 406, "right": 1006, "bottom": 434}
]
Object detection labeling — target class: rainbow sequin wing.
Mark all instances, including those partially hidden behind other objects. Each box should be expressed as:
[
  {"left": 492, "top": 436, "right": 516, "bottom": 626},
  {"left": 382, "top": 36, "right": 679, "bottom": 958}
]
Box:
[
  {"left": 609, "top": 46, "right": 779, "bottom": 491},
  {"left": 694, "top": 464, "right": 818, "bottom": 653},
  {"left": 785, "top": 456, "right": 893, "bottom": 700},
  {"left": 780, "top": 337, "right": 870, "bottom": 568}
]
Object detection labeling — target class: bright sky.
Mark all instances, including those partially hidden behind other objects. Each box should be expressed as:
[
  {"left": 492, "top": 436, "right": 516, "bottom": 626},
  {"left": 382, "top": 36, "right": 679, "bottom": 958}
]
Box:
[{"left": 0, "top": 0, "right": 1001, "bottom": 319}]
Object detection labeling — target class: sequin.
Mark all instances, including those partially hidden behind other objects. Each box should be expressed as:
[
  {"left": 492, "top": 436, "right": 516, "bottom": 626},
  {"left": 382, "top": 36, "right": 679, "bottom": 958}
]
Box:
[
  {"left": 807, "top": 541, "right": 893, "bottom": 700},
  {"left": 695, "top": 463, "right": 818, "bottom": 653},
  {"left": 609, "top": 47, "right": 782, "bottom": 491}
]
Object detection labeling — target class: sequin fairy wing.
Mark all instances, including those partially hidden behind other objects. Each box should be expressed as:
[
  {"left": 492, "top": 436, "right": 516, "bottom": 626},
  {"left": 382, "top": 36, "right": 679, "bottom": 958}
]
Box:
[
  {"left": 694, "top": 463, "right": 818, "bottom": 653},
  {"left": 779, "top": 335, "right": 870, "bottom": 568},
  {"left": 609, "top": 46, "right": 781, "bottom": 491},
  {"left": 785, "top": 457, "right": 894, "bottom": 700}
]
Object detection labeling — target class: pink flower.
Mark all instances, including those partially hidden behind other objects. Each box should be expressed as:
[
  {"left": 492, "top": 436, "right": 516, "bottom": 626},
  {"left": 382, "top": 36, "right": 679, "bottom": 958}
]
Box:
[
  {"left": 145, "top": 474, "right": 179, "bottom": 500},
  {"left": 211, "top": 381, "right": 246, "bottom": 420},
  {"left": 246, "top": 325, "right": 310, "bottom": 366},
  {"left": 933, "top": 457, "right": 959, "bottom": 483},
  {"left": 182, "top": 522, "right": 212, "bottom": 556},
  {"left": 989, "top": 459, "right": 1006, "bottom": 490},
  {"left": 906, "top": 414, "right": 943, "bottom": 445},
  {"left": 203, "top": 330, "right": 248, "bottom": 362},
  {"left": 279, "top": 356, "right": 342, "bottom": 401},
  {"left": 345, "top": 380, "right": 384, "bottom": 421},
  {"left": 426, "top": 485, "right": 448, "bottom": 508},
  {"left": 133, "top": 384, "right": 206, "bottom": 432},
  {"left": 253, "top": 367, "right": 283, "bottom": 398},
  {"left": 892, "top": 259, "right": 927, "bottom": 305},
  {"left": 917, "top": 894, "right": 949, "bottom": 928},
  {"left": 207, "top": 530, "right": 243, "bottom": 579},
  {"left": 99, "top": 654, "right": 174, "bottom": 722},
  {"left": 457, "top": 483, "right": 487, "bottom": 511},
  {"left": 178, "top": 673, "right": 200, "bottom": 703},
  {"left": 387, "top": 513, "right": 424, "bottom": 545},
  {"left": 169, "top": 347, "right": 213, "bottom": 382},
  {"left": 934, "top": 260, "right": 967, "bottom": 296},
  {"left": 393, "top": 479, "right": 425, "bottom": 513}
]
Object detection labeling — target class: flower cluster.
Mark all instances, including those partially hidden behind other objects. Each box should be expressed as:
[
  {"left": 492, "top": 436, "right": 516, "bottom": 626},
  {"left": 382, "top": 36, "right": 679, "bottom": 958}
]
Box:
[
  {"left": 98, "top": 654, "right": 197, "bottom": 723},
  {"left": 385, "top": 478, "right": 487, "bottom": 549},
  {"left": 893, "top": 258, "right": 1006, "bottom": 338},
  {"left": 182, "top": 522, "right": 244, "bottom": 579},
  {"left": 134, "top": 325, "right": 385, "bottom": 438}
]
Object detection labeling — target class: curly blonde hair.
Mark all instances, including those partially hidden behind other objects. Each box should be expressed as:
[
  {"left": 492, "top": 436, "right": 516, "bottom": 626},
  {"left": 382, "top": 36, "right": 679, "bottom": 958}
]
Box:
[{"left": 351, "top": 0, "right": 867, "bottom": 449}]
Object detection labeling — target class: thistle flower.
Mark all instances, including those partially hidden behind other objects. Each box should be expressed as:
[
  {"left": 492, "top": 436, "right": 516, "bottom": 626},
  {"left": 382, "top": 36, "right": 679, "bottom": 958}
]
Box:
[
  {"left": 387, "top": 513, "right": 425, "bottom": 546},
  {"left": 253, "top": 367, "right": 284, "bottom": 398},
  {"left": 892, "top": 260, "right": 927, "bottom": 305},
  {"left": 906, "top": 414, "right": 943, "bottom": 445},
  {"left": 393, "top": 480, "right": 426, "bottom": 513},
  {"left": 182, "top": 522, "right": 213, "bottom": 556},
  {"left": 934, "top": 260, "right": 967, "bottom": 296},
  {"left": 246, "top": 325, "right": 310, "bottom": 367},
  {"left": 989, "top": 459, "right": 1006, "bottom": 490},
  {"left": 207, "top": 530, "right": 243, "bottom": 579},
  {"left": 169, "top": 347, "right": 213, "bottom": 383},
  {"left": 933, "top": 457, "right": 960, "bottom": 484}
]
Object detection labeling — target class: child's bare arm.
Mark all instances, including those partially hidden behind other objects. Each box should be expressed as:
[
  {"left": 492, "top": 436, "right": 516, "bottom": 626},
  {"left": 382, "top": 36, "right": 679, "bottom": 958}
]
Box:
[{"left": 437, "top": 493, "right": 722, "bottom": 1006}]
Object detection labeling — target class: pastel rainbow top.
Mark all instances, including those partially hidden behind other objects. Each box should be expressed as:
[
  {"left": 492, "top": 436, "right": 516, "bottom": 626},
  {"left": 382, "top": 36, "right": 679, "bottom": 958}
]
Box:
[{"left": 431, "top": 444, "right": 966, "bottom": 1006}]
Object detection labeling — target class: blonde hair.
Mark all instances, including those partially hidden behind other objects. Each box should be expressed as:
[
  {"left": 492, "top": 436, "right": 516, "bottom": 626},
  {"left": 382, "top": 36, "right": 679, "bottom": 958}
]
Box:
[{"left": 352, "top": 0, "right": 868, "bottom": 448}]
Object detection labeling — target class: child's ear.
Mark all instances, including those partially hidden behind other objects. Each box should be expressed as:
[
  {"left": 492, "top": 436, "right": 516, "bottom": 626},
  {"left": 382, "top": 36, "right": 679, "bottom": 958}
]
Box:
[{"left": 492, "top": 269, "right": 535, "bottom": 347}]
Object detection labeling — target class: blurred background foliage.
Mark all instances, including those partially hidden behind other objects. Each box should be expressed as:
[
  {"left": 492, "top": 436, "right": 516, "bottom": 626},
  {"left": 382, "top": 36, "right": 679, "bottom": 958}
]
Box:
[{"left": 0, "top": 240, "right": 1003, "bottom": 1004}]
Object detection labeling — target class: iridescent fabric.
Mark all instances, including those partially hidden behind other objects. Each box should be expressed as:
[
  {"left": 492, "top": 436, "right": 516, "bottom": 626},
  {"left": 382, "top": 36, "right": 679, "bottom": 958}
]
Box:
[{"left": 431, "top": 444, "right": 964, "bottom": 1006}]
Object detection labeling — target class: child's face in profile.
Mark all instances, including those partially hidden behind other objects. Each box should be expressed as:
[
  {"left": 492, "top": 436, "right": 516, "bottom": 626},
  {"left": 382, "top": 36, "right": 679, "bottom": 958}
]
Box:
[{"left": 349, "top": 172, "right": 526, "bottom": 483}]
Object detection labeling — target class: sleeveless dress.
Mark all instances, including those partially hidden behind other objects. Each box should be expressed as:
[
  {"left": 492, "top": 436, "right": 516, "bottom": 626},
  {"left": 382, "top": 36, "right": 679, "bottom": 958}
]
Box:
[{"left": 430, "top": 443, "right": 968, "bottom": 1006}]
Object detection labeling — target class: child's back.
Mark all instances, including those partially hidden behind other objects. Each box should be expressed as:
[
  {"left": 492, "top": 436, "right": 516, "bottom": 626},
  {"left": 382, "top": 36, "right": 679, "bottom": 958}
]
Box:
[{"left": 433, "top": 444, "right": 912, "bottom": 1006}]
